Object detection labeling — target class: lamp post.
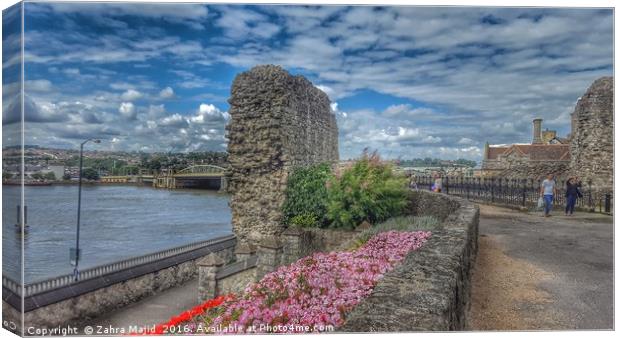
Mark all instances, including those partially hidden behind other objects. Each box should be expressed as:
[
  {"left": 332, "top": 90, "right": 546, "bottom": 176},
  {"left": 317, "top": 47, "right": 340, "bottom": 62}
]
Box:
[{"left": 72, "top": 138, "right": 101, "bottom": 281}]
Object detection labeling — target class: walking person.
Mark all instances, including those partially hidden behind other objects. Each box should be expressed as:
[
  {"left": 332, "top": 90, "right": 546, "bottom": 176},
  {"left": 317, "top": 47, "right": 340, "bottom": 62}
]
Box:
[
  {"left": 540, "top": 174, "right": 558, "bottom": 217},
  {"left": 565, "top": 176, "right": 583, "bottom": 216},
  {"left": 433, "top": 173, "right": 442, "bottom": 193},
  {"left": 409, "top": 174, "right": 418, "bottom": 190}
]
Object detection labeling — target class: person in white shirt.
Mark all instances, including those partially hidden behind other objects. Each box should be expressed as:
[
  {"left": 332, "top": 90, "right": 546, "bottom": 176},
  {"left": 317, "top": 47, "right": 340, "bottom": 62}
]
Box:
[{"left": 540, "top": 174, "right": 558, "bottom": 217}]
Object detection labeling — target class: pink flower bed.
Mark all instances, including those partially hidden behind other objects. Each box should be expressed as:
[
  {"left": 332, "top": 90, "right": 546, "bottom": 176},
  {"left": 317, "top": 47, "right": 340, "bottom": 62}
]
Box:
[{"left": 211, "top": 230, "right": 431, "bottom": 333}]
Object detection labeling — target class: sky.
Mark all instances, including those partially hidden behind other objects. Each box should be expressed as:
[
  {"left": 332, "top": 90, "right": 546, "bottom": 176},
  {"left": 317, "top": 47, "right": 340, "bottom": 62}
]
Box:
[{"left": 1, "top": 2, "right": 614, "bottom": 161}]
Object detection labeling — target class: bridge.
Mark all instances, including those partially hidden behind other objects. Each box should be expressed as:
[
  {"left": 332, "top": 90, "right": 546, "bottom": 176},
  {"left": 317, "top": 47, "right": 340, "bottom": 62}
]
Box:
[{"left": 153, "top": 165, "right": 228, "bottom": 190}]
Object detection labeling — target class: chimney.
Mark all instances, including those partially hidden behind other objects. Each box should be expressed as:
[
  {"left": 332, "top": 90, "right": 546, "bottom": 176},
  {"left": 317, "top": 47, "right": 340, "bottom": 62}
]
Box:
[{"left": 532, "top": 118, "right": 542, "bottom": 144}]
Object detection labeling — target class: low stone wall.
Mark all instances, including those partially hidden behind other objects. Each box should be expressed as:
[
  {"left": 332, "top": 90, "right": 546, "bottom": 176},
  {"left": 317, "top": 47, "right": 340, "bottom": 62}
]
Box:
[
  {"left": 341, "top": 190, "right": 479, "bottom": 331},
  {"left": 3, "top": 237, "right": 236, "bottom": 332},
  {"left": 280, "top": 227, "right": 361, "bottom": 265},
  {"left": 198, "top": 255, "right": 258, "bottom": 300}
]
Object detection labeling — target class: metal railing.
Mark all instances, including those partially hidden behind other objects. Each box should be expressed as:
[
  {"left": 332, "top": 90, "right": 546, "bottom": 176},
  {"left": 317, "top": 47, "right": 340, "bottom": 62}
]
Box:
[
  {"left": 415, "top": 176, "right": 613, "bottom": 214},
  {"left": 3, "top": 234, "right": 235, "bottom": 297}
]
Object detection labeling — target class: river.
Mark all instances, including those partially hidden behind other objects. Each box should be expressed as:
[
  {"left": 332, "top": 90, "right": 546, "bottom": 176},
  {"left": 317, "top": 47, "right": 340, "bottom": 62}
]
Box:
[{"left": 2, "top": 185, "right": 232, "bottom": 283}]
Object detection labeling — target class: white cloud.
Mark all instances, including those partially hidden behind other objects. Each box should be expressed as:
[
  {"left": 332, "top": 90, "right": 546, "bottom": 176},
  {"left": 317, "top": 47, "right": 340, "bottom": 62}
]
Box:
[
  {"left": 118, "top": 102, "right": 136, "bottom": 119},
  {"left": 120, "top": 89, "right": 142, "bottom": 101},
  {"left": 159, "top": 86, "right": 175, "bottom": 99}
]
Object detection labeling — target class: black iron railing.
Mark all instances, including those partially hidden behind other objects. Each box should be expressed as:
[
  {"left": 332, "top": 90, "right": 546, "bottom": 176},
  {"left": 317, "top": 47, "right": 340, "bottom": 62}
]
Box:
[{"left": 415, "top": 176, "right": 613, "bottom": 214}]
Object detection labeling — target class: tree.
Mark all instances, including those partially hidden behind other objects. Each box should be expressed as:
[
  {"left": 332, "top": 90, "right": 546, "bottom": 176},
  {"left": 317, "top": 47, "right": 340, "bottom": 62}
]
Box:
[
  {"left": 63, "top": 173, "right": 72, "bottom": 180},
  {"left": 3, "top": 171, "right": 13, "bottom": 180},
  {"left": 44, "top": 172, "right": 56, "bottom": 181},
  {"left": 81, "top": 168, "right": 100, "bottom": 181}
]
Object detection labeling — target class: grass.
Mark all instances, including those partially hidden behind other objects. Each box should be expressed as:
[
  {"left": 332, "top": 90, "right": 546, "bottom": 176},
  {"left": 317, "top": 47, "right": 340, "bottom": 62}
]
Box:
[{"left": 346, "top": 215, "right": 441, "bottom": 250}]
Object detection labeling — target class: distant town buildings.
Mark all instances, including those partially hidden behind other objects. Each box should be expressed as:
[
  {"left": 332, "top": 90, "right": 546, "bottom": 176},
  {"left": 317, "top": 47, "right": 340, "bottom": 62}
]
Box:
[
  {"left": 481, "top": 118, "right": 571, "bottom": 178},
  {"left": 480, "top": 76, "right": 613, "bottom": 199}
]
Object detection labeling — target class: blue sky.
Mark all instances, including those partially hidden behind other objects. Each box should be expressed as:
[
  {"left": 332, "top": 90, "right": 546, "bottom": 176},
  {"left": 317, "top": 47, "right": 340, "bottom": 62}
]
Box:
[{"left": 2, "top": 3, "right": 613, "bottom": 161}]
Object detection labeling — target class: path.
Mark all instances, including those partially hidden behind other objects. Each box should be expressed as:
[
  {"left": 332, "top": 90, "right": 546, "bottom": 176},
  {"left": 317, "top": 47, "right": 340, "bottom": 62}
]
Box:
[
  {"left": 469, "top": 204, "right": 613, "bottom": 330},
  {"left": 89, "top": 279, "right": 201, "bottom": 331}
]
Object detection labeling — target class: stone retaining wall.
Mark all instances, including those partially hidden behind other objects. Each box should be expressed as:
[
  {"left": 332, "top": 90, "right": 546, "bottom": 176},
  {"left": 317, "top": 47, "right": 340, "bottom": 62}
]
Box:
[
  {"left": 226, "top": 65, "right": 339, "bottom": 248},
  {"left": 341, "top": 190, "right": 479, "bottom": 331}
]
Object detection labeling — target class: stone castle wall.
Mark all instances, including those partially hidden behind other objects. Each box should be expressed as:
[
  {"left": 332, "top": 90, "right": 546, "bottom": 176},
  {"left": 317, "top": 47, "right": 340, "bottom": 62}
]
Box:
[
  {"left": 570, "top": 76, "right": 614, "bottom": 196},
  {"left": 226, "top": 65, "right": 339, "bottom": 246}
]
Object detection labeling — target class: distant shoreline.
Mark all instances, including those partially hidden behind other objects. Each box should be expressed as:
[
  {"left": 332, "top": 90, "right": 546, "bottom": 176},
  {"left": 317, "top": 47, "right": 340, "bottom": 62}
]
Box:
[{"left": 2, "top": 181, "right": 141, "bottom": 187}]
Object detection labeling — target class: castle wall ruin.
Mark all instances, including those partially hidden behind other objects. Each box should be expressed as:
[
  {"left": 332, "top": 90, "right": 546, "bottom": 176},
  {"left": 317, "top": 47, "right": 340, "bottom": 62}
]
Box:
[
  {"left": 570, "top": 76, "right": 614, "bottom": 196},
  {"left": 225, "top": 65, "right": 339, "bottom": 246}
]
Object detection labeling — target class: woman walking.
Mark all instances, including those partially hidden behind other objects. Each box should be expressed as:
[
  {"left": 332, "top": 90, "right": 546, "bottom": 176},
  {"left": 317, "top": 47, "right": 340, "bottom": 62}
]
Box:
[{"left": 565, "top": 176, "right": 583, "bottom": 216}]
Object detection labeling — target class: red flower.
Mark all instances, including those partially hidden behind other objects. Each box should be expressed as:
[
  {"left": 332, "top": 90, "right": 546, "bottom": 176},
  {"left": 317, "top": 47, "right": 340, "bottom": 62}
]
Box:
[{"left": 130, "top": 294, "right": 232, "bottom": 335}]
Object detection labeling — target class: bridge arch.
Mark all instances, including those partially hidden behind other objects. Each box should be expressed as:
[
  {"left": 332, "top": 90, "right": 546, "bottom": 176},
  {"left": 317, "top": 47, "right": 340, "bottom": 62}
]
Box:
[{"left": 174, "top": 165, "right": 226, "bottom": 177}]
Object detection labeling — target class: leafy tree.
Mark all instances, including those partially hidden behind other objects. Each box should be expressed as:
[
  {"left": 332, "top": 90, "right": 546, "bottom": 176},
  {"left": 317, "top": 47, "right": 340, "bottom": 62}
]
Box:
[
  {"left": 3, "top": 171, "right": 13, "bottom": 180},
  {"left": 63, "top": 173, "right": 72, "bottom": 180},
  {"left": 81, "top": 168, "right": 100, "bottom": 181},
  {"left": 282, "top": 163, "right": 333, "bottom": 228},
  {"left": 44, "top": 172, "right": 56, "bottom": 181},
  {"left": 31, "top": 172, "right": 44, "bottom": 180}
]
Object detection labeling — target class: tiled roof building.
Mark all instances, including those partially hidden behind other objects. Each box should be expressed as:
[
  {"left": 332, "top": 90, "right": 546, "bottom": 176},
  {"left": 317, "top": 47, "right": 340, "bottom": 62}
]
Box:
[{"left": 481, "top": 119, "right": 571, "bottom": 178}]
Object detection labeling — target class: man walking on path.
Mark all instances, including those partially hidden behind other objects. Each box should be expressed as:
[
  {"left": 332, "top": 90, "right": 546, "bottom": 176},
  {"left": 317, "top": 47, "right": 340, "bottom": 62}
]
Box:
[{"left": 540, "top": 174, "right": 558, "bottom": 217}]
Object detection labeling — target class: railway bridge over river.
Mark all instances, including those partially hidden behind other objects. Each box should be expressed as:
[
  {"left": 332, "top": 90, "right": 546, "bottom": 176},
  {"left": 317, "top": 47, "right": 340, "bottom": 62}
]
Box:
[{"left": 153, "top": 164, "right": 228, "bottom": 190}]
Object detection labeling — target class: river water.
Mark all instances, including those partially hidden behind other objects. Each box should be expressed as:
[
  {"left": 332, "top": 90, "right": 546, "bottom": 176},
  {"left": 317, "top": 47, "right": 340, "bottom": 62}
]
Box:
[{"left": 2, "top": 185, "right": 232, "bottom": 283}]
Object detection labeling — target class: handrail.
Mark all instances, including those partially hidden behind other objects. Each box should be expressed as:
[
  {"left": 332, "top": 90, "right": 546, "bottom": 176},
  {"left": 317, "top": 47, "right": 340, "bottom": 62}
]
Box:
[{"left": 3, "top": 234, "right": 235, "bottom": 297}]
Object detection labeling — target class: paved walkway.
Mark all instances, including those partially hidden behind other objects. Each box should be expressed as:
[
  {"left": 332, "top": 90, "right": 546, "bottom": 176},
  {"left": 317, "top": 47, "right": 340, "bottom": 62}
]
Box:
[
  {"left": 469, "top": 204, "right": 613, "bottom": 330},
  {"left": 89, "top": 279, "right": 201, "bottom": 331}
]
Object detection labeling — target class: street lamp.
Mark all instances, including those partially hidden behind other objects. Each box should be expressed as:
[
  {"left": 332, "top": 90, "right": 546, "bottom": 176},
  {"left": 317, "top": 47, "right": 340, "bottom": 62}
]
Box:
[{"left": 72, "top": 138, "right": 101, "bottom": 281}]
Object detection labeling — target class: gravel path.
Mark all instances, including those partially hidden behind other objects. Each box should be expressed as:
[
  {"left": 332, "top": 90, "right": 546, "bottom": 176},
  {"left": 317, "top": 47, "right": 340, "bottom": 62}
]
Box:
[{"left": 469, "top": 204, "right": 613, "bottom": 330}]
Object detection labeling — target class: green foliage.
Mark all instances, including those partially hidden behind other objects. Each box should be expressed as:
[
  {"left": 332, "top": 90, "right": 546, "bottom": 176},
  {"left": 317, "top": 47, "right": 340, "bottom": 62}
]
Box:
[
  {"left": 63, "top": 173, "right": 72, "bottom": 180},
  {"left": 282, "top": 163, "right": 333, "bottom": 227},
  {"left": 44, "top": 172, "right": 56, "bottom": 181},
  {"left": 289, "top": 213, "right": 319, "bottom": 228},
  {"left": 326, "top": 151, "right": 409, "bottom": 230},
  {"left": 81, "top": 168, "right": 100, "bottom": 181},
  {"left": 2, "top": 171, "right": 13, "bottom": 180},
  {"left": 31, "top": 172, "right": 44, "bottom": 180}
]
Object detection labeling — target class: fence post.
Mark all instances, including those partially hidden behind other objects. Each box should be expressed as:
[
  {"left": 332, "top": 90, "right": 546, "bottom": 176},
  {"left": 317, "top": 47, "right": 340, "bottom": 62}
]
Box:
[
  {"left": 256, "top": 238, "right": 283, "bottom": 280},
  {"left": 197, "top": 253, "right": 224, "bottom": 300},
  {"left": 587, "top": 180, "right": 594, "bottom": 212},
  {"left": 234, "top": 242, "right": 256, "bottom": 262},
  {"left": 445, "top": 176, "right": 449, "bottom": 194},
  {"left": 521, "top": 179, "right": 527, "bottom": 207},
  {"left": 604, "top": 194, "right": 611, "bottom": 213},
  {"left": 466, "top": 177, "right": 470, "bottom": 200},
  {"left": 491, "top": 178, "right": 495, "bottom": 203}
]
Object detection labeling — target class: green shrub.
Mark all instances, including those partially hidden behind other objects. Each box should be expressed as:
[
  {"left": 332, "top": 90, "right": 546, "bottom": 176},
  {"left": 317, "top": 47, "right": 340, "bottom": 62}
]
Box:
[
  {"left": 282, "top": 163, "right": 333, "bottom": 228},
  {"left": 325, "top": 151, "right": 409, "bottom": 229},
  {"left": 289, "top": 213, "right": 318, "bottom": 228}
]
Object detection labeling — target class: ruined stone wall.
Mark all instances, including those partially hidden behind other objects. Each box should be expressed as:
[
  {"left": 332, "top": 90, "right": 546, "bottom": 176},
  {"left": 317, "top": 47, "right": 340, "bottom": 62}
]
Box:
[
  {"left": 570, "top": 77, "right": 614, "bottom": 197},
  {"left": 226, "top": 65, "right": 339, "bottom": 246},
  {"left": 496, "top": 161, "right": 570, "bottom": 180}
]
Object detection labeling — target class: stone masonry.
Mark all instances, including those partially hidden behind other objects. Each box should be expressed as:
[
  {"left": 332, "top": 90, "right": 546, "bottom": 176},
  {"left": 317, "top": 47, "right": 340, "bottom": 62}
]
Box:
[
  {"left": 570, "top": 76, "right": 614, "bottom": 197},
  {"left": 226, "top": 65, "right": 339, "bottom": 247}
]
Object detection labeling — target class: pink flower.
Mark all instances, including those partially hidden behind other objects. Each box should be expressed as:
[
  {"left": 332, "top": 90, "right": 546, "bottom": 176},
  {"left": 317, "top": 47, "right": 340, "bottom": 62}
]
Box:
[{"left": 207, "top": 231, "right": 431, "bottom": 334}]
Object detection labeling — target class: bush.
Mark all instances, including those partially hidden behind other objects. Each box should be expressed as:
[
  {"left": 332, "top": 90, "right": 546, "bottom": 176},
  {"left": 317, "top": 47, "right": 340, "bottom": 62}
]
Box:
[
  {"left": 326, "top": 151, "right": 409, "bottom": 229},
  {"left": 282, "top": 163, "right": 333, "bottom": 228}
]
